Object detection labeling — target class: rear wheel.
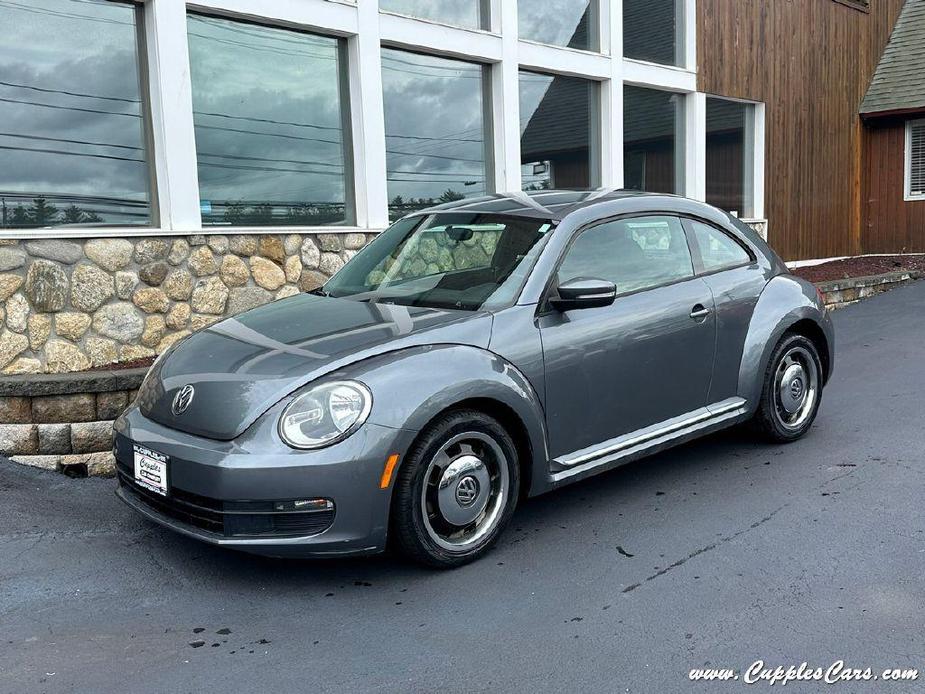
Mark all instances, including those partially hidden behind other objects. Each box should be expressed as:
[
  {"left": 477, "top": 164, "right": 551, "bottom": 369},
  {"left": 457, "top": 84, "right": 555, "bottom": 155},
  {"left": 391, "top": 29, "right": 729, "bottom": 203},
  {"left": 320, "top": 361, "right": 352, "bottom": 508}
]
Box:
[
  {"left": 752, "top": 333, "right": 823, "bottom": 442},
  {"left": 390, "top": 409, "right": 520, "bottom": 568}
]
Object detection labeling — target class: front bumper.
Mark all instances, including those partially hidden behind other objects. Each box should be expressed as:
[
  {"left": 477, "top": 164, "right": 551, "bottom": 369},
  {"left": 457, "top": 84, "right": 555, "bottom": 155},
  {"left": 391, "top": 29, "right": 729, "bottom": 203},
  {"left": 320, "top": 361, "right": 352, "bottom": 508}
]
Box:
[{"left": 113, "top": 403, "right": 416, "bottom": 558}]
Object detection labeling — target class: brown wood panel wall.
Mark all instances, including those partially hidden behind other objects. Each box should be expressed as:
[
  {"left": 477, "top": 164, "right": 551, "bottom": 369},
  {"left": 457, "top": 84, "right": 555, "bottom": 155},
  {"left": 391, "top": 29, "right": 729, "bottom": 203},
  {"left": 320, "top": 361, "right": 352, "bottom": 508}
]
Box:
[
  {"left": 698, "top": 0, "right": 905, "bottom": 260},
  {"left": 863, "top": 118, "right": 925, "bottom": 253}
]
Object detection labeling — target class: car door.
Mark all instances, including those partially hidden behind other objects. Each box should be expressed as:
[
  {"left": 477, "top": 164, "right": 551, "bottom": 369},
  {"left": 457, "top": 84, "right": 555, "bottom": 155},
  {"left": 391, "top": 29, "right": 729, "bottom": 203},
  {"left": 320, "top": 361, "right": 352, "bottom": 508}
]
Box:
[
  {"left": 538, "top": 215, "right": 717, "bottom": 460},
  {"left": 683, "top": 218, "right": 766, "bottom": 404}
]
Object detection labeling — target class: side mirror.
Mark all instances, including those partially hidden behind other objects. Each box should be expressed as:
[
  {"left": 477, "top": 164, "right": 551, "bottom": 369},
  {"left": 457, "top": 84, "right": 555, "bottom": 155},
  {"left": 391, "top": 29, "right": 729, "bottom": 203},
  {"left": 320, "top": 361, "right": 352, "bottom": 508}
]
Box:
[{"left": 551, "top": 278, "right": 616, "bottom": 311}]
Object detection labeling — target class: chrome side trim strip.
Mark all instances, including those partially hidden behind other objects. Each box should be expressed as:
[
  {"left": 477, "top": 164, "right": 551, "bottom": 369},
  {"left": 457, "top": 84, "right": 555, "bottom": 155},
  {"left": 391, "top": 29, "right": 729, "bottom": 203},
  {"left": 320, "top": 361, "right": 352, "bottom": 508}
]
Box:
[{"left": 554, "top": 397, "right": 747, "bottom": 470}]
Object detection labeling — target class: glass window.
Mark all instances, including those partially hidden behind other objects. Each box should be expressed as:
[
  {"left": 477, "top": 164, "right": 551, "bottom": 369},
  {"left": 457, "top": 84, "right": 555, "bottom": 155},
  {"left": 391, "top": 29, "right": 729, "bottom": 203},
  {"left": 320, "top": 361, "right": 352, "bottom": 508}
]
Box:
[
  {"left": 558, "top": 216, "right": 693, "bottom": 294},
  {"left": 324, "top": 213, "right": 553, "bottom": 310},
  {"left": 706, "top": 98, "right": 754, "bottom": 217},
  {"left": 518, "top": 0, "right": 598, "bottom": 51},
  {"left": 624, "top": 86, "right": 684, "bottom": 195},
  {"left": 0, "top": 0, "right": 150, "bottom": 229},
  {"left": 906, "top": 119, "right": 925, "bottom": 198},
  {"left": 689, "top": 220, "right": 751, "bottom": 272},
  {"left": 520, "top": 72, "right": 598, "bottom": 190},
  {"left": 623, "top": 0, "right": 682, "bottom": 66},
  {"left": 379, "top": 0, "right": 484, "bottom": 29},
  {"left": 381, "top": 50, "right": 489, "bottom": 221},
  {"left": 188, "top": 15, "right": 350, "bottom": 227}
]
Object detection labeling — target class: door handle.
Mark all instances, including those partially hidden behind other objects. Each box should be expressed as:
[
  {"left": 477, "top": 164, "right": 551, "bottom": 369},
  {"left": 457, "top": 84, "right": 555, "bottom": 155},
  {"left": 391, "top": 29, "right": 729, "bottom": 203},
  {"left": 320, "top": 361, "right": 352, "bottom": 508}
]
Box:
[{"left": 690, "top": 304, "right": 712, "bottom": 321}]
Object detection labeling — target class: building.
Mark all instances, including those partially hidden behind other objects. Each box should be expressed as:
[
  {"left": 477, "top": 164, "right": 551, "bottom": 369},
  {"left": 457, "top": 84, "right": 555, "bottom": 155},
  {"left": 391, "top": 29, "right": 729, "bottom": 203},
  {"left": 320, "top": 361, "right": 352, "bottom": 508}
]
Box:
[
  {"left": 0, "top": 0, "right": 912, "bottom": 374},
  {"left": 860, "top": 0, "right": 925, "bottom": 253}
]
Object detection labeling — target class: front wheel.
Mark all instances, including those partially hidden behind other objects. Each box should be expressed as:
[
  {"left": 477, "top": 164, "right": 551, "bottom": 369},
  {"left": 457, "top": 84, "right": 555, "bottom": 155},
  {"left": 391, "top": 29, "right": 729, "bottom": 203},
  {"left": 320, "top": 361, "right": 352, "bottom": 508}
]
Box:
[
  {"left": 752, "top": 333, "right": 824, "bottom": 442},
  {"left": 390, "top": 409, "right": 520, "bottom": 568}
]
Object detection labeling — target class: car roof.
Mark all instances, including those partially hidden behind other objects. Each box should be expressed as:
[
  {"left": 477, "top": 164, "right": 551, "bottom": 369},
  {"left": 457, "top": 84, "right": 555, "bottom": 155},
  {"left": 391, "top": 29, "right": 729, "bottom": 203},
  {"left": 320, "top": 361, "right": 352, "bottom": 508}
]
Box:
[{"left": 415, "top": 189, "right": 673, "bottom": 222}]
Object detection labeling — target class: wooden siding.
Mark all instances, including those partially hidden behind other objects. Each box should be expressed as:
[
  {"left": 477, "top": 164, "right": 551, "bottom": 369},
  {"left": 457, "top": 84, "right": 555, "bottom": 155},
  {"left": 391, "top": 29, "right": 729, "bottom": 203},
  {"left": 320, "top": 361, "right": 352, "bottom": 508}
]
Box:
[
  {"left": 863, "top": 117, "right": 925, "bottom": 253},
  {"left": 698, "top": 0, "right": 905, "bottom": 260}
]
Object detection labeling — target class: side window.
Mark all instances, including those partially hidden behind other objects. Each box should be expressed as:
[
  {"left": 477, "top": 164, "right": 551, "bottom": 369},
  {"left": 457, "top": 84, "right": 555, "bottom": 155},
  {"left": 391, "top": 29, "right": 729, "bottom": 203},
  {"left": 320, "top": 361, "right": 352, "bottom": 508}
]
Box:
[
  {"left": 689, "top": 220, "right": 752, "bottom": 273},
  {"left": 558, "top": 216, "right": 694, "bottom": 296}
]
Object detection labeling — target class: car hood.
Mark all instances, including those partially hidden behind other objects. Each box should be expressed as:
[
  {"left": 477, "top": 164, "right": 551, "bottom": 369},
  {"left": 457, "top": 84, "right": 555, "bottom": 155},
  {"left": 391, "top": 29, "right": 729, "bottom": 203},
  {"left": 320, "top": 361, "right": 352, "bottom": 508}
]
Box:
[{"left": 141, "top": 293, "right": 493, "bottom": 440}]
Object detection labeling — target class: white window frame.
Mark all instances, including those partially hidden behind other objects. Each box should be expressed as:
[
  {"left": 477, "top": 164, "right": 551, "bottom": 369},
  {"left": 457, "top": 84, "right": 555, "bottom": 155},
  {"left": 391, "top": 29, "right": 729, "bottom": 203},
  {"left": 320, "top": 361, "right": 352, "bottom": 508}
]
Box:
[
  {"left": 904, "top": 119, "right": 925, "bottom": 202},
  {"left": 0, "top": 0, "right": 768, "bottom": 241}
]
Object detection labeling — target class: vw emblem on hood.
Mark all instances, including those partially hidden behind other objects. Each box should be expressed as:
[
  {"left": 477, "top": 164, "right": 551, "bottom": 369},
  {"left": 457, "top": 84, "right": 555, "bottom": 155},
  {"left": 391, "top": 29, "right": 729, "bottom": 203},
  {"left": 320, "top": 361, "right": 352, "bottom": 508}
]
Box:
[{"left": 172, "top": 385, "right": 195, "bottom": 416}]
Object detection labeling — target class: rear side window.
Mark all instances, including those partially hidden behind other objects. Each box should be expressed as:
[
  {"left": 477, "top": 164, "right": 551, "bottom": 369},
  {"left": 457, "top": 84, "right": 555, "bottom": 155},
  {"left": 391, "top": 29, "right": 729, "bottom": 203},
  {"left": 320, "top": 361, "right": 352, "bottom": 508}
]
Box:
[
  {"left": 689, "top": 220, "right": 751, "bottom": 272},
  {"left": 558, "top": 216, "right": 694, "bottom": 295}
]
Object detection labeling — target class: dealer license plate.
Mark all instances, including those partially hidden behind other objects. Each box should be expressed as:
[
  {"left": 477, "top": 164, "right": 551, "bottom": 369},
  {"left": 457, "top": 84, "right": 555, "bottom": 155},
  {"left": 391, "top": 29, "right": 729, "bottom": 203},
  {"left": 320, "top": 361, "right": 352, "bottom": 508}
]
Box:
[{"left": 133, "top": 444, "right": 169, "bottom": 496}]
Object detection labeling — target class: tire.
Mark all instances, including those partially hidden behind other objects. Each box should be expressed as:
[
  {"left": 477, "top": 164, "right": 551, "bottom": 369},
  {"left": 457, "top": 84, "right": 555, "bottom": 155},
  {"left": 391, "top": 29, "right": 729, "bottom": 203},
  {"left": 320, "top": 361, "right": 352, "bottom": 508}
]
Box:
[
  {"left": 752, "top": 333, "right": 824, "bottom": 442},
  {"left": 390, "top": 409, "right": 520, "bottom": 568}
]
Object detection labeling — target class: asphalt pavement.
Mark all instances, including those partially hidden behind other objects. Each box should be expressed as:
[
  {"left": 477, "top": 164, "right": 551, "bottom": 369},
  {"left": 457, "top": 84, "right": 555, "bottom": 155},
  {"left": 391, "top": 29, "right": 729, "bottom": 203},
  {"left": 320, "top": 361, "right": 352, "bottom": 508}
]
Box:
[{"left": 2, "top": 281, "right": 924, "bottom": 694}]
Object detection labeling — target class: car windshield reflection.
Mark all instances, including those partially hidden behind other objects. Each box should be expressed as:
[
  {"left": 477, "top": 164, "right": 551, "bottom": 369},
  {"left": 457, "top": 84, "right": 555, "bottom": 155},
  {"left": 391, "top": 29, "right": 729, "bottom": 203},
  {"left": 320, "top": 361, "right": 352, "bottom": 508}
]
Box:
[{"left": 324, "top": 213, "right": 554, "bottom": 311}]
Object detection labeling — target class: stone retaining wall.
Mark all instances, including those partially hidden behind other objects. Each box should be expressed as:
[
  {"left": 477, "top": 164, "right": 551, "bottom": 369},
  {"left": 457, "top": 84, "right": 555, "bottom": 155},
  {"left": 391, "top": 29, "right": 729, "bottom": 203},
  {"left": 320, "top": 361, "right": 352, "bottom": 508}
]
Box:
[
  {"left": 0, "top": 232, "right": 370, "bottom": 374},
  {"left": 817, "top": 270, "right": 923, "bottom": 309},
  {"left": 0, "top": 367, "right": 146, "bottom": 476}
]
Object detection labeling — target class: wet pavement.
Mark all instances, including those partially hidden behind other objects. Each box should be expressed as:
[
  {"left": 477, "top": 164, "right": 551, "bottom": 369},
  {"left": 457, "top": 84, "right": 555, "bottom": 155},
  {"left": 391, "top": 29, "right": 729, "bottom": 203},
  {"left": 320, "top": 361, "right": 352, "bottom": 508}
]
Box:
[{"left": 2, "top": 281, "right": 924, "bottom": 693}]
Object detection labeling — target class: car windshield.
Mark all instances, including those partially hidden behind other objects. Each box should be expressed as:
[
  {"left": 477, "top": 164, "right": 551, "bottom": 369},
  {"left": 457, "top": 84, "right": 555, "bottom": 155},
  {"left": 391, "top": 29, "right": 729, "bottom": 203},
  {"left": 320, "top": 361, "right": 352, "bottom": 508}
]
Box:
[{"left": 323, "top": 213, "right": 554, "bottom": 310}]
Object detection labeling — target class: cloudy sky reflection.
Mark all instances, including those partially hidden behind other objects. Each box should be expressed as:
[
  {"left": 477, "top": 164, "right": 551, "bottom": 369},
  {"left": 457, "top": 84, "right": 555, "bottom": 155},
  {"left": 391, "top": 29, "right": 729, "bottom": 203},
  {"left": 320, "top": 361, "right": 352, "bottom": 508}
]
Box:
[
  {"left": 379, "top": 0, "right": 481, "bottom": 29},
  {"left": 0, "top": 0, "right": 149, "bottom": 228},
  {"left": 381, "top": 49, "right": 487, "bottom": 219},
  {"left": 187, "top": 14, "right": 348, "bottom": 227},
  {"left": 0, "top": 0, "right": 607, "bottom": 231}
]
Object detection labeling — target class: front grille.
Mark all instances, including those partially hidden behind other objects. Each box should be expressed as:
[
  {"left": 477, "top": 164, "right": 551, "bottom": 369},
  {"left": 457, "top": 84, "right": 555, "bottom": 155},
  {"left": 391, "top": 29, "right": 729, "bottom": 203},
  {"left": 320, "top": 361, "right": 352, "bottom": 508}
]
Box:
[
  {"left": 117, "top": 462, "right": 335, "bottom": 539},
  {"left": 118, "top": 470, "right": 224, "bottom": 534}
]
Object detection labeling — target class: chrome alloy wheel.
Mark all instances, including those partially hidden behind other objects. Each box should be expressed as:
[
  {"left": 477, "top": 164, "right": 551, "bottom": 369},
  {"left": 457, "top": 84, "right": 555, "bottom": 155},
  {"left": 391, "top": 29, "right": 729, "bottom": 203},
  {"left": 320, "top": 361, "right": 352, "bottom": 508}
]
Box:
[
  {"left": 420, "top": 431, "right": 510, "bottom": 551},
  {"left": 773, "top": 345, "right": 819, "bottom": 431}
]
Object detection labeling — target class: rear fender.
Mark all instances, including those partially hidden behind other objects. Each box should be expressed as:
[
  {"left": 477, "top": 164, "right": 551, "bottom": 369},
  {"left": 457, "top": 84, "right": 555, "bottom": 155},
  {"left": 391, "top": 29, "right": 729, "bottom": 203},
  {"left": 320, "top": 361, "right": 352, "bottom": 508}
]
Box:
[{"left": 739, "top": 274, "right": 835, "bottom": 412}]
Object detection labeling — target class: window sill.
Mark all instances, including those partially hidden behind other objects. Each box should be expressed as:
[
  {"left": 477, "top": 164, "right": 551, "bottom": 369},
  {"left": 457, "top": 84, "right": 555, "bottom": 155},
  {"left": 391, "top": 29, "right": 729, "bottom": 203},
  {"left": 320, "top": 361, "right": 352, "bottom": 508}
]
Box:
[
  {"left": 623, "top": 58, "right": 696, "bottom": 81},
  {"left": 518, "top": 37, "right": 603, "bottom": 58},
  {"left": 622, "top": 56, "right": 688, "bottom": 72}
]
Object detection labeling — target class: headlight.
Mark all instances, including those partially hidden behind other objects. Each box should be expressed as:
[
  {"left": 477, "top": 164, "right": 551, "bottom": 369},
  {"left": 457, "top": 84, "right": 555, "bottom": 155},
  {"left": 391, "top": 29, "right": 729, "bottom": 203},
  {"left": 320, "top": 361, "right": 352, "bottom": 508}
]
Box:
[{"left": 278, "top": 380, "right": 372, "bottom": 449}]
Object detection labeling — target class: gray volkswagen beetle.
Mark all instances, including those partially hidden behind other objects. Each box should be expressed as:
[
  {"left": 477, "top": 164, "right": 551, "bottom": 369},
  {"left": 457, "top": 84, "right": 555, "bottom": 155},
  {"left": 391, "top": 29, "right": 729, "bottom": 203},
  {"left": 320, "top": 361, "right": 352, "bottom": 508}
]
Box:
[{"left": 114, "top": 190, "right": 834, "bottom": 567}]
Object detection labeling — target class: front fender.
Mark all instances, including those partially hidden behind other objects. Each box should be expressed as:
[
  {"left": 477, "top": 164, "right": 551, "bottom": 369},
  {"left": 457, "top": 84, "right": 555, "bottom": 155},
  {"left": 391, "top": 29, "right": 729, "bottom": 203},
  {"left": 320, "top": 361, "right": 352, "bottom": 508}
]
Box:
[
  {"left": 739, "top": 274, "right": 835, "bottom": 412},
  {"left": 340, "top": 344, "right": 549, "bottom": 495}
]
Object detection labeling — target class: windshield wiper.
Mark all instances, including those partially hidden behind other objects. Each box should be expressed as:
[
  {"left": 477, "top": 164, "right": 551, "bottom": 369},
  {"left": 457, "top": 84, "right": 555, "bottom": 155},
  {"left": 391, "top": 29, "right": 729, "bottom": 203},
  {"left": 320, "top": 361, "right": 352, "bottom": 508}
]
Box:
[{"left": 308, "top": 288, "right": 329, "bottom": 297}]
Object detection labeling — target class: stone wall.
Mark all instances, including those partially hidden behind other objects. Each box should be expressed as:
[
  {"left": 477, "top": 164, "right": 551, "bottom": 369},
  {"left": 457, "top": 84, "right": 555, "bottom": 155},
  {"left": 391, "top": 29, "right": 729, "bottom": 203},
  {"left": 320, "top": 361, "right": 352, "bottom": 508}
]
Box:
[
  {"left": 817, "top": 270, "right": 923, "bottom": 309},
  {"left": 0, "top": 366, "right": 147, "bottom": 476},
  {"left": 743, "top": 219, "right": 768, "bottom": 241},
  {"left": 0, "top": 232, "right": 370, "bottom": 374},
  {"left": 367, "top": 228, "right": 501, "bottom": 284}
]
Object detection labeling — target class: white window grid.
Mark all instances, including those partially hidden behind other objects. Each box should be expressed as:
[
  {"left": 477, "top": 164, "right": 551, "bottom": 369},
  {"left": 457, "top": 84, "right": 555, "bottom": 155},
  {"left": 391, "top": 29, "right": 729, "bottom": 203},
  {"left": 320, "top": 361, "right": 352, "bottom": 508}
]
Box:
[
  {"left": 4, "top": 0, "right": 766, "bottom": 239},
  {"left": 905, "top": 119, "right": 925, "bottom": 201}
]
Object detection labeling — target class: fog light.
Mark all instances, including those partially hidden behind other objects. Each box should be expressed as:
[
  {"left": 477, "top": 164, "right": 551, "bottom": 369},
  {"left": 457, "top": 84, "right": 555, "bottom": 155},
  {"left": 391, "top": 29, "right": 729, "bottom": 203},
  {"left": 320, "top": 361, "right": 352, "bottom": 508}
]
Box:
[{"left": 273, "top": 499, "right": 333, "bottom": 512}]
